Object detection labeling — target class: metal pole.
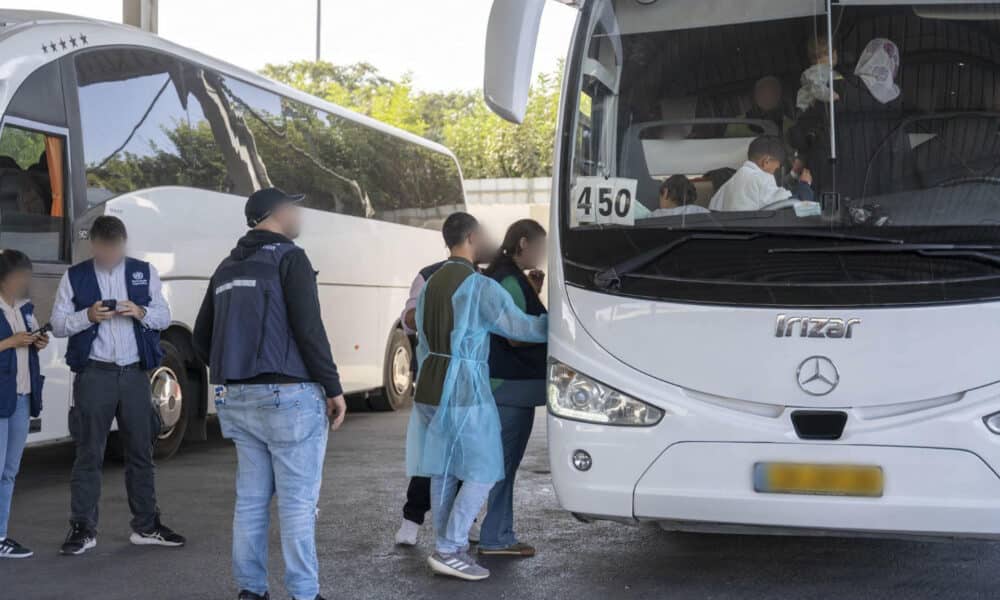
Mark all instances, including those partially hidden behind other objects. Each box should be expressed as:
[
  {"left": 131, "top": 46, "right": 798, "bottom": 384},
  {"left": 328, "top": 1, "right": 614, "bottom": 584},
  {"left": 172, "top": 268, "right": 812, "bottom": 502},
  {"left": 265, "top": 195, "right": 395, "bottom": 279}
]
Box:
[
  {"left": 316, "top": 0, "right": 321, "bottom": 61},
  {"left": 123, "top": 0, "right": 158, "bottom": 33},
  {"left": 826, "top": 0, "right": 836, "bottom": 161}
]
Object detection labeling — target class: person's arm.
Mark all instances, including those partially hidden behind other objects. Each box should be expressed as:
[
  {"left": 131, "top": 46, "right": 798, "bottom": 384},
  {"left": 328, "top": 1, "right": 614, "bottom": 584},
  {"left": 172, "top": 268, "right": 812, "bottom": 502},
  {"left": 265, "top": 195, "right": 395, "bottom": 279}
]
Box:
[
  {"left": 401, "top": 272, "right": 425, "bottom": 334},
  {"left": 192, "top": 279, "right": 214, "bottom": 365},
  {"left": 754, "top": 175, "right": 792, "bottom": 209},
  {"left": 280, "top": 249, "right": 344, "bottom": 399},
  {"left": 50, "top": 272, "right": 93, "bottom": 338},
  {"left": 479, "top": 277, "right": 548, "bottom": 344},
  {"left": 497, "top": 275, "right": 533, "bottom": 347},
  {"left": 140, "top": 265, "right": 171, "bottom": 330}
]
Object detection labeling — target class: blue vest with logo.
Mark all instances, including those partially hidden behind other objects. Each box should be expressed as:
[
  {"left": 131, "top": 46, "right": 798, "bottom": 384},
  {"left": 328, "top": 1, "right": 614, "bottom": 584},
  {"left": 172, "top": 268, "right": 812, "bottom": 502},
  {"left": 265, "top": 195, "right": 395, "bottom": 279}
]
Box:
[
  {"left": 0, "top": 302, "right": 43, "bottom": 418},
  {"left": 65, "top": 258, "right": 164, "bottom": 373},
  {"left": 208, "top": 242, "right": 310, "bottom": 384}
]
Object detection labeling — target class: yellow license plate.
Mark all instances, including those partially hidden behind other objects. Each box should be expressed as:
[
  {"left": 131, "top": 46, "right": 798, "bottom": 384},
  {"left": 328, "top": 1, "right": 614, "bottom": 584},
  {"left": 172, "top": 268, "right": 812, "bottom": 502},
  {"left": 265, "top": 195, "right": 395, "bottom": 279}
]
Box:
[{"left": 754, "top": 462, "right": 884, "bottom": 497}]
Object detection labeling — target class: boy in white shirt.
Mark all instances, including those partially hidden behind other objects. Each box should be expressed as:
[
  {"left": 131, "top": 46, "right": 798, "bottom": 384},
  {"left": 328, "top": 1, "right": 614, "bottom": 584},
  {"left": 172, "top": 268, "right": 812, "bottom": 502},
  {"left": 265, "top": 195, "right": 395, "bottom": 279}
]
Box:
[{"left": 709, "top": 136, "right": 813, "bottom": 212}]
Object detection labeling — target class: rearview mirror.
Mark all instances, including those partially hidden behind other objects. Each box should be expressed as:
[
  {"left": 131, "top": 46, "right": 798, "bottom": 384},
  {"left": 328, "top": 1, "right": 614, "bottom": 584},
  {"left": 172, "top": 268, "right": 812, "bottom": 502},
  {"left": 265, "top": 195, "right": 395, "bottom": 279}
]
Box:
[{"left": 484, "top": 0, "right": 545, "bottom": 124}]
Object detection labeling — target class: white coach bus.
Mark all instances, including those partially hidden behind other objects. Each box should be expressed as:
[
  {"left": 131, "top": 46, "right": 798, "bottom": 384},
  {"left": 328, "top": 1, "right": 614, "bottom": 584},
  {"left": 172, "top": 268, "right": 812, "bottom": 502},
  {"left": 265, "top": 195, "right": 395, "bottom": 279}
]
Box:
[
  {"left": 487, "top": 0, "right": 1000, "bottom": 538},
  {"left": 0, "top": 10, "right": 465, "bottom": 457}
]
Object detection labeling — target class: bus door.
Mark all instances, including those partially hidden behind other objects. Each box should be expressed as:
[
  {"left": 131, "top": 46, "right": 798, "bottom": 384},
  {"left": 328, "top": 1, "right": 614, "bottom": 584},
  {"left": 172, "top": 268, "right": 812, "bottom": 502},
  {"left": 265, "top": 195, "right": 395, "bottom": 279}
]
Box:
[{"left": 0, "top": 58, "right": 75, "bottom": 440}]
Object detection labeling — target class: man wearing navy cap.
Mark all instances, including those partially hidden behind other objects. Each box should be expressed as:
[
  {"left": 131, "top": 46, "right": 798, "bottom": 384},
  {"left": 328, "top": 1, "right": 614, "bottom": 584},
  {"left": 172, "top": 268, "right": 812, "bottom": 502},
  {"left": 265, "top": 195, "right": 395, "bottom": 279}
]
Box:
[{"left": 194, "top": 187, "right": 346, "bottom": 600}]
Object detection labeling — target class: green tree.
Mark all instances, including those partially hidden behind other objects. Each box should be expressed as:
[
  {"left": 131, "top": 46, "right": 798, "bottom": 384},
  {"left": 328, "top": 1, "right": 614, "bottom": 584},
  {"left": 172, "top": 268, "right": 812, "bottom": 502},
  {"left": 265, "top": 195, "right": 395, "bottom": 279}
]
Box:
[{"left": 262, "top": 60, "right": 563, "bottom": 179}]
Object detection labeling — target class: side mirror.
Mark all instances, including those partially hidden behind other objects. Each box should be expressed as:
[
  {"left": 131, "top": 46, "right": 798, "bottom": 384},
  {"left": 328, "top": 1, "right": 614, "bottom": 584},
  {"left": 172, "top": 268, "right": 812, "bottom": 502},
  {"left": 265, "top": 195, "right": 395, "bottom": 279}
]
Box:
[{"left": 484, "top": 0, "right": 546, "bottom": 124}]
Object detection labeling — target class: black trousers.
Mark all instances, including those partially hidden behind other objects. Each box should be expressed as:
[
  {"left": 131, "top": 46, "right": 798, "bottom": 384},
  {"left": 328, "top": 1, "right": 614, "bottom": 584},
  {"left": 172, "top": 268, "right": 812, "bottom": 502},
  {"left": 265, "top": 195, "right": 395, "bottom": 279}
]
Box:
[
  {"left": 69, "top": 362, "right": 160, "bottom": 533},
  {"left": 403, "top": 476, "right": 431, "bottom": 525},
  {"left": 403, "top": 476, "right": 465, "bottom": 524}
]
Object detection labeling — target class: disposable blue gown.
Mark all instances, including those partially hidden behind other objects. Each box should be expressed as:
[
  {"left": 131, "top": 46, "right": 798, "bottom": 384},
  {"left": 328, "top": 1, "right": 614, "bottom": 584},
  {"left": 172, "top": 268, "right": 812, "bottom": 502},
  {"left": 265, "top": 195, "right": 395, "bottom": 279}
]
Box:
[{"left": 405, "top": 270, "right": 549, "bottom": 484}]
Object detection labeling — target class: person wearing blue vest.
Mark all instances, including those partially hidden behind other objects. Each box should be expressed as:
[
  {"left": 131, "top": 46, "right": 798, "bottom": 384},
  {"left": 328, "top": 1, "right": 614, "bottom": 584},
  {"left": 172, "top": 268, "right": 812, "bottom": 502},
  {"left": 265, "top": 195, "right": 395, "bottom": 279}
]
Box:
[
  {"left": 0, "top": 250, "right": 48, "bottom": 559},
  {"left": 51, "top": 216, "right": 184, "bottom": 556},
  {"left": 193, "top": 188, "right": 346, "bottom": 600},
  {"left": 478, "top": 219, "right": 548, "bottom": 558}
]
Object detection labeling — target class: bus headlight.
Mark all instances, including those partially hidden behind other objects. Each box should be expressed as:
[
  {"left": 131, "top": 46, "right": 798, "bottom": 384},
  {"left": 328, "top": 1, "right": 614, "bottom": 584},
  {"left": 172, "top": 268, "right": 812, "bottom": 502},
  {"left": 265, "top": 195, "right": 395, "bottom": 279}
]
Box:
[{"left": 548, "top": 361, "right": 665, "bottom": 426}]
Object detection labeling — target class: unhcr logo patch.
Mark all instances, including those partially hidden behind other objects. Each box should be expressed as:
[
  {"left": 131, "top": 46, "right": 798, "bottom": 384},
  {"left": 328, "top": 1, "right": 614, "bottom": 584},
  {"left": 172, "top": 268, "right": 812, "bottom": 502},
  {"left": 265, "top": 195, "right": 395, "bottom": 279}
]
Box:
[
  {"left": 131, "top": 271, "right": 149, "bottom": 286},
  {"left": 214, "top": 279, "right": 257, "bottom": 295}
]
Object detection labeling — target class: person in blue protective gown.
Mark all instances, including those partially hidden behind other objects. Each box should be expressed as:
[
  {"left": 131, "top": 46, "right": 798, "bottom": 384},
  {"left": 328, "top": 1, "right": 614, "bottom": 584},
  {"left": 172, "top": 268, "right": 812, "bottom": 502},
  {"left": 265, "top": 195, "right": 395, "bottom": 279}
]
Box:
[{"left": 405, "top": 213, "right": 548, "bottom": 581}]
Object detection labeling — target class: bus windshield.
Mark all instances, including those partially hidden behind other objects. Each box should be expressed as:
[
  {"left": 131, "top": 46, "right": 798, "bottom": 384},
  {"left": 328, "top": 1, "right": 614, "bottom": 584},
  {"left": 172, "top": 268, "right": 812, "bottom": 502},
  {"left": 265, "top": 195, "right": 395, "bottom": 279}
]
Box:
[{"left": 562, "top": 0, "right": 1000, "bottom": 305}]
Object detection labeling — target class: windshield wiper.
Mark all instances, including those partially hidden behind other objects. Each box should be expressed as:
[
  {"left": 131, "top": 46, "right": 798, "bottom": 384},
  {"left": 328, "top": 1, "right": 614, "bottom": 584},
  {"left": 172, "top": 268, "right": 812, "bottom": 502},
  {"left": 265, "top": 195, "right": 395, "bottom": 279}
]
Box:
[
  {"left": 769, "top": 243, "right": 1000, "bottom": 268},
  {"left": 593, "top": 228, "right": 904, "bottom": 289}
]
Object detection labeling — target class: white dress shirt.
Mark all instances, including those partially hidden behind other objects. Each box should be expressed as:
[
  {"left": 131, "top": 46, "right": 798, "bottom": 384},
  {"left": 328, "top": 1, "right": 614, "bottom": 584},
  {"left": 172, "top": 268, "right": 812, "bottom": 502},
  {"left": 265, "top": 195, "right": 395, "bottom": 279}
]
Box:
[
  {"left": 51, "top": 260, "right": 171, "bottom": 366},
  {"left": 0, "top": 297, "right": 35, "bottom": 393},
  {"left": 709, "top": 160, "right": 792, "bottom": 212}
]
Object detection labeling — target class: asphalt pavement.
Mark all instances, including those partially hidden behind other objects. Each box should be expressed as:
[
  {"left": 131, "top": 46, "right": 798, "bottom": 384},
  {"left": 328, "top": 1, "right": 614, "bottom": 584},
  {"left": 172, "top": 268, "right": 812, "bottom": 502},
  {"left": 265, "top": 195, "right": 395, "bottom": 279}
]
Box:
[{"left": 3, "top": 408, "right": 998, "bottom": 600}]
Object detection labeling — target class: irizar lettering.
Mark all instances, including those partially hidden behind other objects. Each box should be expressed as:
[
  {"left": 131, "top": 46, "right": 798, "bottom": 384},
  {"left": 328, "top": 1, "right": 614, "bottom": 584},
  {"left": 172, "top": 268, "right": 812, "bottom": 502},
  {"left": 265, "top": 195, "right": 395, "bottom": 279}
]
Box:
[{"left": 774, "top": 314, "right": 860, "bottom": 339}]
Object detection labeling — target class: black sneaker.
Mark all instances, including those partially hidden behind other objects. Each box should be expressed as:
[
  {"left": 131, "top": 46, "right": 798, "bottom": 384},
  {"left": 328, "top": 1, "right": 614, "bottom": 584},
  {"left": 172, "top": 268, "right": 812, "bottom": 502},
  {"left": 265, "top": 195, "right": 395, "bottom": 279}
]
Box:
[
  {"left": 237, "top": 591, "right": 269, "bottom": 600},
  {"left": 60, "top": 522, "right": 97, "bottom": 556},
  {"left": 0, "top": 537, "right": 33, "bottom": 558},
  {"left": 130, "top": 519, "right": 186, "bottom": 547}
]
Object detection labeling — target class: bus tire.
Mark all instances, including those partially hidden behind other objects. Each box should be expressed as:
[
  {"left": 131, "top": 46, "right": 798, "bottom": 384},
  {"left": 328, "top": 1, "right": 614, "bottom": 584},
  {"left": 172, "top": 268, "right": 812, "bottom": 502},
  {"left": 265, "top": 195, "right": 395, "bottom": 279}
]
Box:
[
  {"left": 151, "top": 340, "right": 189, "bottom": 459},
  {"left": 371, "top": 327, "right": 415, "bottom": 411}
]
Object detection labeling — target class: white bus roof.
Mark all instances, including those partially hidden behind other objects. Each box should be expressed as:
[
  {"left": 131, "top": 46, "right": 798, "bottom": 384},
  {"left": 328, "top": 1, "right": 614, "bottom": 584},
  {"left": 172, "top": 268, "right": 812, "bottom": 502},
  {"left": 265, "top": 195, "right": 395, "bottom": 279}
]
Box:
[{"left": 0, "top": 9, "right": 458, "bottom": 162}]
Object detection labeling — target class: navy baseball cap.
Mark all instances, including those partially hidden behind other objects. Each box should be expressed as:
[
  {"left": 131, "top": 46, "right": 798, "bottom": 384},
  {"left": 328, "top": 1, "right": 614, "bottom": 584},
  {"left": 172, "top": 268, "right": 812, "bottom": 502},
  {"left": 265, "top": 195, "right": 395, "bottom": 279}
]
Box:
[{"left": 245, "top": 187, "right": 304, "bottom": 227}]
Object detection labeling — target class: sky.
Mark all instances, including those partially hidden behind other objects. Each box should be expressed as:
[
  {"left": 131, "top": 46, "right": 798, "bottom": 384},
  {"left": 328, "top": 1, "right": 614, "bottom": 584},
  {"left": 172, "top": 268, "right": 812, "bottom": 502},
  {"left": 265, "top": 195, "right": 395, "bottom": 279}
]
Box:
[{"left": 14, "top": 0, "right": 578, "bottom": 92}]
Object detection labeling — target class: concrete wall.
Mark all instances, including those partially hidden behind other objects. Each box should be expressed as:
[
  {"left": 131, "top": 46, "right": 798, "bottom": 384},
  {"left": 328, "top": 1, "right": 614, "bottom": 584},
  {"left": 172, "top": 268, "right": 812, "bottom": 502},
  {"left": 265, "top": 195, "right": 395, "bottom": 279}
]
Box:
[{"left": 463, "top": 177, "right": 553, "bottom": 240}]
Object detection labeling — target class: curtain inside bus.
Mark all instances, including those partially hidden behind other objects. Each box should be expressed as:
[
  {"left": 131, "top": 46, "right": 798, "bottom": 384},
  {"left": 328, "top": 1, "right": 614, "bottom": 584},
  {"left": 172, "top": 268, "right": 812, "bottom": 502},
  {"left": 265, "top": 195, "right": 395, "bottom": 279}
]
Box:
[{"left": 44, "top": 136, "right": 63, "bottom": 218}]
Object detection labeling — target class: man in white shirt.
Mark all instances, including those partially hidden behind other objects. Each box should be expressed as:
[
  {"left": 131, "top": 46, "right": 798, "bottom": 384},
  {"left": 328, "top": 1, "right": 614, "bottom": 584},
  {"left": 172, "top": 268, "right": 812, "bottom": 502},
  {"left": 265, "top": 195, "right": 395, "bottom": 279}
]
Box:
[
  {"left": 709, "top": 136, "right": 814, "bottom": 211},
  {"left": 50, "top": 216, "right": 184, "bottom": 555}
]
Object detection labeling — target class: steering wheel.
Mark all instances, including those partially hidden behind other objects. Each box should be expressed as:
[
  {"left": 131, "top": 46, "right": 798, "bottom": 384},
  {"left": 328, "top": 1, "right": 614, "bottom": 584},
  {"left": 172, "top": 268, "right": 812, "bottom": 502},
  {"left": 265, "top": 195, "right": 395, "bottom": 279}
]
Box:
[{"left": 760, "top": 197, "right": 800, "bottom": 211}]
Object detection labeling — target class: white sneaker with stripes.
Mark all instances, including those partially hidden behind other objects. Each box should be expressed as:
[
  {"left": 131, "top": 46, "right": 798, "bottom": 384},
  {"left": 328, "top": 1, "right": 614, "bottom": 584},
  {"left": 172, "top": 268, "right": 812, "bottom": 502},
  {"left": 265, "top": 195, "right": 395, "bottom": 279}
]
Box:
[{"left": 427, "top": 551, "right": 490, "bottom": 581}]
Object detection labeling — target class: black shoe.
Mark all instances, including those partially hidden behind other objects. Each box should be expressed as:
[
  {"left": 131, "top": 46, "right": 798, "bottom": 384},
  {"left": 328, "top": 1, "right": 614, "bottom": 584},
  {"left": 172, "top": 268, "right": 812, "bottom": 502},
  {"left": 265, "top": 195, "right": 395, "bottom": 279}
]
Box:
[
  {"left": 130, "top": 519, "right": 186, "bottom": 547},
  {"left": 237, "top": 591, "right": 269, "bottom": 600},
  {"left": 0, "top": 537, "right": 33, "bottom": 558},
  {"left": 60, "top": 522, "right": 97, "bottom": 556}
]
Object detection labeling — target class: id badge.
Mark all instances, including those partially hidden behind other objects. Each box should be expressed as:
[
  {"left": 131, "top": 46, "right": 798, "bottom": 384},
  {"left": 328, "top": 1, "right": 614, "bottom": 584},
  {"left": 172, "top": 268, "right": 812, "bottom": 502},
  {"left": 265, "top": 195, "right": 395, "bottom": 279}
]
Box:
[{"left": 214, "top": 385, "right": 227, "bottom": 407}]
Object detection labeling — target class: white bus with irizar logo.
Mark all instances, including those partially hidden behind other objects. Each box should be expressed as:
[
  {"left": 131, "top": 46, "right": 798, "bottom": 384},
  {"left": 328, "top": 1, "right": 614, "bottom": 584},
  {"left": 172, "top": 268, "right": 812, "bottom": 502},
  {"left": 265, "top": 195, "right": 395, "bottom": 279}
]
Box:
[
  {"left": 487, "top": 0, "right": 1000, "bottom": 538},
  {"left": 0, "top": 10, "right": 465, "bottom": 457}
]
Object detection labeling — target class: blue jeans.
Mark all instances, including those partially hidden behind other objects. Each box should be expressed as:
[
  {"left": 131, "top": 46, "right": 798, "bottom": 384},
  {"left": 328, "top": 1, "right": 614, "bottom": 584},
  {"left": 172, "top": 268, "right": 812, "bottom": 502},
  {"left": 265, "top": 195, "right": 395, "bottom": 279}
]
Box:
[
  {"left": 430, "top": 474, "right": 492, "bottom": 555},
  {"left": 415, "top": 403, "right": 493, "bottom": 555},
  {"left": 479, "top": 405, "right": 535, "bottom": 550},
  {"left": 0, "top": 394, "right": 30, "bottom": 539},
  {"left": 217, "top": 383, "right": 328, "bottom": 600}
]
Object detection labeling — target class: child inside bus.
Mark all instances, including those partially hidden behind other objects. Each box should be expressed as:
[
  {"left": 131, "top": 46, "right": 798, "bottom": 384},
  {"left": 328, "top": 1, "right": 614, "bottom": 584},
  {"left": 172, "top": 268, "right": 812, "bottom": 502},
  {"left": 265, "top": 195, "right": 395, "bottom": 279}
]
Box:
[
  {"left": 0, "top": 249, "right": 47, "bottom": 559},
  {"left": 650, "top": 175, "right": 708, "bottom": 217},
  {"left": 796, "top": 35, "right": 842, "bottom": 111},
  {"left": 709, "top": 136, "right": 813, "bottom": 211}
]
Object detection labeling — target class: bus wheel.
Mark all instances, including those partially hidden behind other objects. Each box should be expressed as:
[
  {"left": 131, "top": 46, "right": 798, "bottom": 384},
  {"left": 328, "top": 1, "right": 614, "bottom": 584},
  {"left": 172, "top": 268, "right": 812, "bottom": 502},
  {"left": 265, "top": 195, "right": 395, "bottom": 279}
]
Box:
[
  {"left": 151, "top": 340, "right": 189, "bottom": 459},
  {"left": 371, "top": 328, "right": 414, "bottom": 411}
]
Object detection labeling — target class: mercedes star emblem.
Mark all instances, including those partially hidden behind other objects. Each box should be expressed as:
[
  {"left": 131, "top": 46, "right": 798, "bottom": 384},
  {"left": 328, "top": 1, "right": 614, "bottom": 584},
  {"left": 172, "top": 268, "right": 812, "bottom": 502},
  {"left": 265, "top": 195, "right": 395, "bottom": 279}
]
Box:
[{"left": 796, "top": 356, "right": 840, "bottom": 396}]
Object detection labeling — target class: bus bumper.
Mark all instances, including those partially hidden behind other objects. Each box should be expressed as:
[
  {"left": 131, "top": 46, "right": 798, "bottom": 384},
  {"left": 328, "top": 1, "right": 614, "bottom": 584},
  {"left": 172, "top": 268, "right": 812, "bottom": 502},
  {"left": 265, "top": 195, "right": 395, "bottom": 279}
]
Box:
[{"left": 547, "top": 415, "right": 1000, "bottom": 539}]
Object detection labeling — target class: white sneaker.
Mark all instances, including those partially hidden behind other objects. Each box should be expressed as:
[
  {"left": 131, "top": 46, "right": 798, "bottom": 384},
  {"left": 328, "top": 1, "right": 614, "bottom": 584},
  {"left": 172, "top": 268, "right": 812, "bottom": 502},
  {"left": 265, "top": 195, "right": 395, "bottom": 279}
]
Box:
[
  {"left": 468, "top": 520, "right": 481, "bottom": 544},
  {"left": 395, "top": 519, "right": 420, "bottom": 546}
]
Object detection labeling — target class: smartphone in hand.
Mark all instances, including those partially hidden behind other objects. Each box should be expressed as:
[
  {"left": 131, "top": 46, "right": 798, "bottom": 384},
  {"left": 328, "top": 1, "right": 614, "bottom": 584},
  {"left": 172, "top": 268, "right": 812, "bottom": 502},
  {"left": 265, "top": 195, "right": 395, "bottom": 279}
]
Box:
[{"left": 101, "top": 299, "right": 117, "bottom": 311}]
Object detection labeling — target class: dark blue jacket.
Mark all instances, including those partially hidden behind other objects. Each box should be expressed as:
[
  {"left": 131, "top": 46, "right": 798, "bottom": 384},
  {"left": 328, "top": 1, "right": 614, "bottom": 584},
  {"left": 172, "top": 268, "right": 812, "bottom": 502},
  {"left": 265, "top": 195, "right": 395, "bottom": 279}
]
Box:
[
  {"left": 206, "top": 241, "right": 311, "bottom": 385},
  {"left": 487, "top": 262, "right": 548, "bottom": 381},
  {"left": 0, "top": 302, "right": 44, "bottom": 418},
  {"left": 65, "top": 258, "right": 164, "bottom": 373}
]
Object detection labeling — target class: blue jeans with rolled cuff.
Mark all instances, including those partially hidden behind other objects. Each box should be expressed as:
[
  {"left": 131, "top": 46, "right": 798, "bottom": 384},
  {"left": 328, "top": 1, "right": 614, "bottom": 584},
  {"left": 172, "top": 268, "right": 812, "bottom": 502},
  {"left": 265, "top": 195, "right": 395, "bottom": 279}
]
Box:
[{"left": 479, "top": 404, "right": 535, "bottom": 550}]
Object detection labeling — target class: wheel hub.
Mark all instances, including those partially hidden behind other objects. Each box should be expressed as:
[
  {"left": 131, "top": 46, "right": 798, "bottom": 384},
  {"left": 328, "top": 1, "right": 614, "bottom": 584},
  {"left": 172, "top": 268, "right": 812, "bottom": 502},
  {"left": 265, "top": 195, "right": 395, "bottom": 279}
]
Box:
[
  {"left": 150, "top": 366, "right": 183, "bottom": 436},
  {"left": 391, "top": 345, "right": 413, "bottom": 395}
]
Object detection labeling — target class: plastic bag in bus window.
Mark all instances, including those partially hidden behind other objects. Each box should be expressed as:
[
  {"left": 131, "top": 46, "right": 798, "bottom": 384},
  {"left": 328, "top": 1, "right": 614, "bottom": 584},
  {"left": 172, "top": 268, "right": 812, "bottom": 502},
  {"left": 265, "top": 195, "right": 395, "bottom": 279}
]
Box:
[{"left": 571, "top": 176, "right": 637, "bottom": 227}]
